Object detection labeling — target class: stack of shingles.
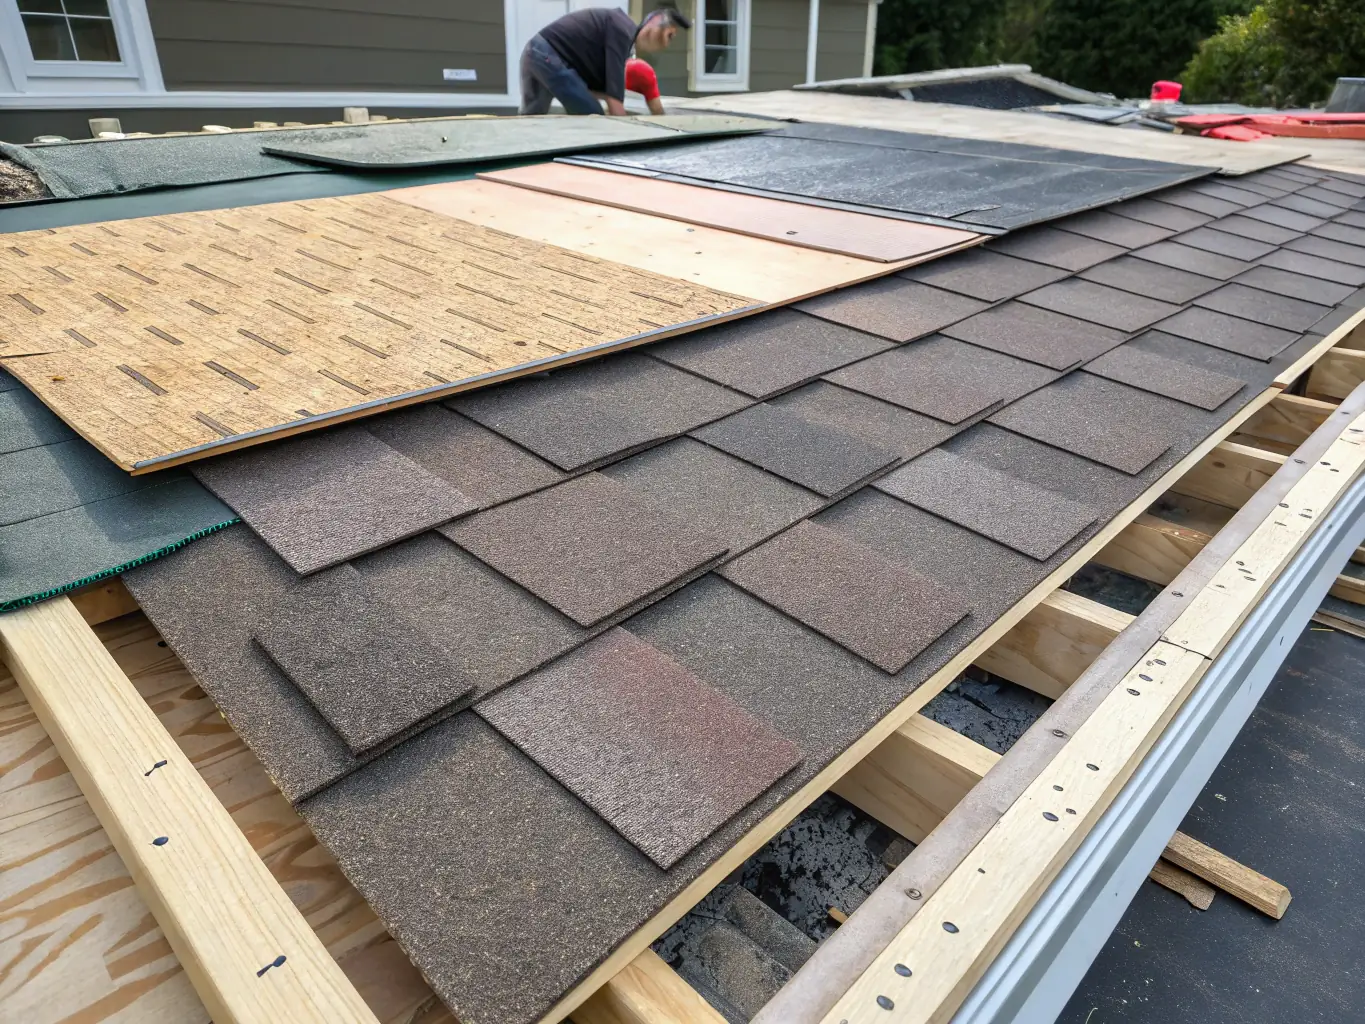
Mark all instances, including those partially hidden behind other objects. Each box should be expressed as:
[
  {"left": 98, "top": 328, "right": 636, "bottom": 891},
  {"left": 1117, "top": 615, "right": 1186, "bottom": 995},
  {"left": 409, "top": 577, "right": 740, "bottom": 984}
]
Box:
[{"left": 123, "top": 162, "right": 1365, "bottom": 1024}]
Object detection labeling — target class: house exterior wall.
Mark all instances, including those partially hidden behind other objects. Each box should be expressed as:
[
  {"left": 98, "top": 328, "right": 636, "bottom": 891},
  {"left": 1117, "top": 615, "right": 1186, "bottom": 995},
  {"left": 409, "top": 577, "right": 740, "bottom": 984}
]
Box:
[{"left": 144, "top": 0, "right": 509, "bottom": 93}]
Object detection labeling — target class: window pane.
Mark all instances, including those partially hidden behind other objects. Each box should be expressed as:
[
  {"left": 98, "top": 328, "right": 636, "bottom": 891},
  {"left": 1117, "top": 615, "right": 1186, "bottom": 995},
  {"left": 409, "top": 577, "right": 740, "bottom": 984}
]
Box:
[
  {"left": 705, "top": 23, "right": 736, "bottom": 48},
  {"left": 65, "top": 0, "right": 113, "bottom": 15},
  {"left": 70, "top": 16, "right": 121, "bottom": 61},
  {"left": 706, "top": 0, "right": 735, "bottom": 22},
  {"left": 704, "top": 45, "right": 736, "bottom": 75},
  {"left": 17, "top": 1, "right": 64, "bottom": 13},
  {"left": 22, "top": 14, "right": 76, "bottom": 60}
]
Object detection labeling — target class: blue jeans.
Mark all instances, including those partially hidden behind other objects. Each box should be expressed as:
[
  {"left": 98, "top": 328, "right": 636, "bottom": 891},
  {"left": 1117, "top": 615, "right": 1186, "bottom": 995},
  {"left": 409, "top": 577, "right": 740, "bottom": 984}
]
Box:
[{"left": 519, "top": 35, "right": 602, "bottom": 115}]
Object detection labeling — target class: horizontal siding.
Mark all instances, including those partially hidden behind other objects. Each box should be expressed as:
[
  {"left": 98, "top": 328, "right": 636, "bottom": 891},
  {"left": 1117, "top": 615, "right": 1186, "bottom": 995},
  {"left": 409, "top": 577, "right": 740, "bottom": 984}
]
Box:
[
  {"left": 816, "top": 0, "right": 867, "bottom": 81},
  {"left": 147, "top": 0, "right": 507, "bottom": 92},
  {"left": 749, "top": 0, "right": 807, "bottom": 93}
]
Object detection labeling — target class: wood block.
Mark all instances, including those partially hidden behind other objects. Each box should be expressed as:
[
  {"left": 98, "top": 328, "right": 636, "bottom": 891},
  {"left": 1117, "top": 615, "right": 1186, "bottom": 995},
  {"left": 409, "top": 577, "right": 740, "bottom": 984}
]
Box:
[
  {"left": 1171, "top": 440, "right": 1286, "bottom": 510},
  {"left": 1148, "top": 857, "right": 1216, "bottom": 910},
  {"left": 974, "top": 591, "right": 1133, "bottom": 699},
  {"left": 1093, "top": 513, "right": 1212, "bottom": 586},
  {"left": 572, "top": 949, "right": 727, "bottom": 1024},
  {"left": 1163, "top": 831, "right": 1291, "bottom": 919}
]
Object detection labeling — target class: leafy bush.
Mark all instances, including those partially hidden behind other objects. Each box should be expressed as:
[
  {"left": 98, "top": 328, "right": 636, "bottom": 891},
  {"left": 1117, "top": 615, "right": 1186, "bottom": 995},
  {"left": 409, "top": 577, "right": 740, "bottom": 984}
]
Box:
[{"left": 873, "top": 0, "right": 1009, "bottom": 76}]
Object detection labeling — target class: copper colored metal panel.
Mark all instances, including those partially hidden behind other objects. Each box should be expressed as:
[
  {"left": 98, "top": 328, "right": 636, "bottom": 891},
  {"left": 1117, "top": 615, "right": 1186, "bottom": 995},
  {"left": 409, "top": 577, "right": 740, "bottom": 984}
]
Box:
[{"left": 480, "top": 162, "right": 982, "bottom": 263}]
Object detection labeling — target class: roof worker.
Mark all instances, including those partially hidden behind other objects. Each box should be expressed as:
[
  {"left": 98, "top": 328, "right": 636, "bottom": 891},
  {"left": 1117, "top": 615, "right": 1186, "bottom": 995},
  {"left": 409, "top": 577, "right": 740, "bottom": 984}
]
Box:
[
  {"left": 626, "top": 57, "right": 666, "bottom": 115},
  {"left": 519, "top": 7, "right": 689, "bottom": 117}
]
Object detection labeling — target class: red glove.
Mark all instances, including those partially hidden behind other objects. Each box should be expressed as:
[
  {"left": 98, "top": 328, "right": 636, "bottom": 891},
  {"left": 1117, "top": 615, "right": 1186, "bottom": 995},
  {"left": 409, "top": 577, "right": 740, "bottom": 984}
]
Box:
[{"left": 625, "top": 58, "right": 661, "bottom": 102}]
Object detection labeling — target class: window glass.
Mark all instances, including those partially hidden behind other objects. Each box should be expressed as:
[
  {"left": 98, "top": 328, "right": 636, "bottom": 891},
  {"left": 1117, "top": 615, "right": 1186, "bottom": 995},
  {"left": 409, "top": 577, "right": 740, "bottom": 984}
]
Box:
[
  {"left": 20, "top": 0, "right": 121, "bottom": 62},
  {"left": 701, "top": 0, "right": 739, "bottom": 76}
]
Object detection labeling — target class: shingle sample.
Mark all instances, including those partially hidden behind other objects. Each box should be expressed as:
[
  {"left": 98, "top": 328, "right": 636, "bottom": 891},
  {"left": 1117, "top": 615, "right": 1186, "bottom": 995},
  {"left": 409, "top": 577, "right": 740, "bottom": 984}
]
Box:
[
  {"left": 1018, "top": 278, "right": 1181, "bottom": 331},
  {"left": 1259, "top": 248, "right": 1365, "bottom": 287},
  {"left": 1159, "top": 189, "right": 1242, "bottom": 219},
  {"left": 1106, "top": 197, "right": 1212, "bottom": 232},
  {"left": 1315, "top": 222, "right": 1365, "bottom": 248},
  {"left": 1212, "top": 214, "right": 1302, "bottom": 246},
  {"left": 1285, "top": 234, "right": 1365, "bottom": 268},
  {"left": 769, "top": 380, "right": 956, "bottom": 459},
  {"left": 942, "top": 302, "right": 1125, "bottom": 369},
  {"left": 1079, "top": 254, "right": 1222, "bottom": 304},
  {"left": 254, "top": 565, "right": 473, "bottom": 755},
  {"left": 1193, "top": 282, "right": 1332, "bottom": 332},
  {"left": 449, "top": 351, "right": 749, "bottom": 472},
  {"left": 826, "top": 335, "right": 1057, "bottom": 424},
  {"left": 476, "top": 628, "right": 802, "bottom": 869},
  {"left": 1275, "top": 194, "right": 1347, "bottom": 219},
  {"left": 442, "top": 473, "right": 725, "bottom": 627},
  {"left": 1171, "top": 225, "right": 1277, "bottom": 262},
  {"left": 647, "top": 307, "right": 891, "bottom": 399},
  {"left": 1055, "top": 209, "right": 1174, "bottom": 248},
  {"left": 191, "top": 426, "right": 476, "bottom": 575},
  {"left": 365, "top": 404, "right": 565, "bottom": 509},
  {"left": 989, "top": 372, "right": 1188, "bottom": 474},
  {"left": 1084, "top": 343, "right": 1246, "bottom": 410},
  {"left": 0, "top": 388, "right": 75, "bottom": 454},
  {"left": 794, "top": 278, "right": 988, "bottom": 343},
  {"left": 1189, "top": 182, "right": 1265, "bottom": 207},
  {"left": 900, "top": 248, "right": 1069, "bottom": 302},
  {"left": 1298, "top": 184, "right": 1356, "bottom": 208},
  {"left": 986, "top": 226, "right": 1124, "bottom": 271},
  {"left": 601, "top": 437, "right": 821, "bottom": 557},
  {"left": 1233, "top": 265, "right": 1356, "bottom": 307},
  {"left": 720, "top": 519, "right": 970, "bottom": 673},
  {"left": 1238, "top": 204, "right": 1325, "bottom": 232},
  {"left": 874, "top": 448, "right": 1096, "bottom": 560},
  {"left": 691, "top": 402, "right": 899, "bottom": 497},
  {"left": 1131, "top": 240, "right": 1255, "bottom": 280},
  {"left": 0, "top": 438, "right": 141, "bottom": 526},
  {"left": 1155, "top": 306, "right": 1301, "bottom": 360}
]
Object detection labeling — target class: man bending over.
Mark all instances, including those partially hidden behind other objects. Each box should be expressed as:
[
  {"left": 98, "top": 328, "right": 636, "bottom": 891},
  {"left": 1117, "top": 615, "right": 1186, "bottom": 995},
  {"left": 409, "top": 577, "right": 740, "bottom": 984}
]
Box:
[{"left": 519, "top": 8, "right": 688, "bottom": 116}]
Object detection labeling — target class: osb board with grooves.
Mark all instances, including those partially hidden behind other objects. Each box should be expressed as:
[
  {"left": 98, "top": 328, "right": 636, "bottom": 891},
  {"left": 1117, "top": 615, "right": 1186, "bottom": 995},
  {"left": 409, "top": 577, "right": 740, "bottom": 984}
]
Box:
[
  {"left": 384, "top": 179, "right": 968, "bottom": 302},
  {"left": 478, "top": 162, "right": 983, "bottom": 262},
  {"left": 0, "top": 193, "right": 757, "bottom": 472}
]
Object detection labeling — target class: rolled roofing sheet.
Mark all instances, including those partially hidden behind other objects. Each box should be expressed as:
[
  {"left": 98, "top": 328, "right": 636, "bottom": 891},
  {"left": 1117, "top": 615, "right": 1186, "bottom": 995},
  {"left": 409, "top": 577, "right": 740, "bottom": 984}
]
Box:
[{"left": 566, "top": 126, "right": 1211, "bottom": 230}]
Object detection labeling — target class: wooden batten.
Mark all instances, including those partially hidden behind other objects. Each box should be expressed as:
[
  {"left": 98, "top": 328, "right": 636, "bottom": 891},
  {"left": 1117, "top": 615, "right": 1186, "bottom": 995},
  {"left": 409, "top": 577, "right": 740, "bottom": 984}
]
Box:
[
  {"left": 1162, "top": 832, "right": 1291, "bottom": 919},
  {"left": 833, "top": 714, "right": 1001, "bottom": 843},
  {"left": 0, "top": 597, "right": 378, "bottom": 1024},
  {"left": 1238, "top": 393, "right": 1338, "bottom": 450},
  {"left": 1308, "top": 347, "right": 1365, "bottom": 401},
  {"left": 973, "top": 591, "right": 1133, "bottom": 699},
  {"left": 1172, "top": 440, "right": 1287, "bottom": 510},
  {"left": 572, "top": 950, "right": 727, "bottom": 1024},
  {"left": 1094, "top": 513, "right": 1212, "bottom": 587}
]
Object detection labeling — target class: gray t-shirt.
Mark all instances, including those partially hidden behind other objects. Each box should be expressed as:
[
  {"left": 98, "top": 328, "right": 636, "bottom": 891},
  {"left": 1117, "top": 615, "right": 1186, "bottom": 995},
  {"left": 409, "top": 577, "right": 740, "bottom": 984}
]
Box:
[{"left": 539, "top": 8, "right": 638, "bottom": 101}]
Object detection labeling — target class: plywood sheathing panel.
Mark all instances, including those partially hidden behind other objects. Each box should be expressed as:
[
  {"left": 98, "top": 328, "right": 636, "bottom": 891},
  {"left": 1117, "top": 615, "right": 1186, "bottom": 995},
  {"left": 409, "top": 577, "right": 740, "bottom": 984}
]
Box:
[
  {"left": 476, "top": 627, "right": 803, "bottom": 869},
  {"left": 0, "top": 192, "right": 759, "bottom": 472},
  {"left": 385, "top": 178, "right": 954, "bottom": 303},
  {"left": 479, "top": 162, "right": 980, "bottom": 262}
]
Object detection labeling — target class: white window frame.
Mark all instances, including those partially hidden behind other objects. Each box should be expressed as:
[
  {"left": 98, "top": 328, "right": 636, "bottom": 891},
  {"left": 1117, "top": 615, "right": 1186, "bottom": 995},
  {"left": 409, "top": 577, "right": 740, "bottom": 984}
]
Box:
[
  {"left": 690, "top": 0, "right": 750, "bottom": 93},
  {"left": 0, "top": 0, "right": 165, "bottom": 93}
]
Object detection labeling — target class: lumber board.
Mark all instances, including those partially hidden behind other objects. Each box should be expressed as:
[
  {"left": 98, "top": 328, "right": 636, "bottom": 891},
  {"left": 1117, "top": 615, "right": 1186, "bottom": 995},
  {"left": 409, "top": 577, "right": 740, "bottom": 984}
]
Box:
[
  {"left": 0, "top": 193, "right": 757, "bottom": 473},
  {"left": 821, "top": 642, "right": 1211, "bottom": 1024},
  {"left": 1164, "top": 425, "right": 1365, "bottom": 658},
  {"left": 0, "top": 605, "right": 389, "bottom": 1024},
  {"left": 1307, "top": 347, "right": 1365, "bottom": 401},
  {"left": 1273, "top": 309, "right": 1365, "bottom": 388},
  {"left": 1237, "top": 393, "right": 1338, "bottom": 449},
  {"left": 1093, "top": 513, "right": 1213, "bottom": 587},
  {"left": 539, "top": 377, "right": 1287, "bottom": 1024},
  {"left": 384, "top": 179, "right": 959, "bottom": 304},
  {"left": 1329, "top": 572, "right": 1365, "bottom": 604},
  {"left": 571, "top": 950, "right": 728, "bottom": 1024},
  {"left": 1171, "top": 440, "right": 1287, "bottom": 510},
  {"left": 68, "top": 576, "right": 141, "bottom": 626},
  {"left": 1147, "top": 857, "right": 1216, "bottom": 910},
  {"left": 1162, "top": 831, "right": 1291, "bottom": 918},
  {"left": 833, "top": 714, "right": 1002, "bottom": 844},
  {"left": 973, "top": 590, "right": 1133, "bottom": 700},
  {"left": 478, "top": 162, "right": 981, "bottom": 262}
]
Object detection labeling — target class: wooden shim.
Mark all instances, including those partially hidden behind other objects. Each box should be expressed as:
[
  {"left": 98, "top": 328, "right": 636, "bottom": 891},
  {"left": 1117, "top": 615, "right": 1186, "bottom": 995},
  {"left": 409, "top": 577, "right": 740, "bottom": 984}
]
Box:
[
  {"left": 1093, "top": 513, "right": 1213, "bottom": 587},
  {"left": 572, "top": 950, "right": 727, "bottom": 1024},
  {"left": 0, "top": 193, "right": 759, "bottom": 473},
  {"left": 1148, "top": 857, "right": 1216, "bottom": 910},
  {"left": 973, "top": 591, "right": 1133, "bottom": 700},
  {"left": 822, "top": 642, "right": 1211, "bottom": 1024},
  {"left": 1238, "top": 393, "right": 1338, "bottom": 449},
  {"left": 541, "top": 381, "right": 1286, "bottom": 1024},
  {"left": 1172, "top": 440, "right": 1287, "bottom": 510},
  {"left": 478, "top": 162, "right": 981, "bottom": 263},
  {"left": 1163, "top": 831, "right": 1291, "bottom": 919},
  {"left": 0, "top": 598, "right": 378, "bottom": 1024},
  {"left": 833, "top": 715, "right": 1002, "bottom": 844},
  {"left": 1308, "top": 347, "right": 1365, "bottom": 401},
  {"left": 384, "top": 179, "right": 958, "bottom": 304},
  {"left": 543, "top": 381, "right": 1288, "bottom": 1024}
]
